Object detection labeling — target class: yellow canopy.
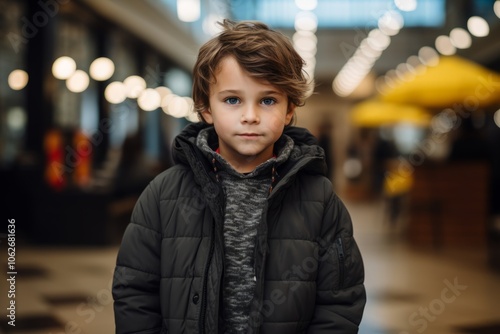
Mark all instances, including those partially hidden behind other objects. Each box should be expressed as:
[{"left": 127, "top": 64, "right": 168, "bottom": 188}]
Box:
[
  {"left": 351, "top": 99, "right": 431, "bottom": 127},
  {"left": 380, "top": 56, "right": 500, "bottom": 109}
]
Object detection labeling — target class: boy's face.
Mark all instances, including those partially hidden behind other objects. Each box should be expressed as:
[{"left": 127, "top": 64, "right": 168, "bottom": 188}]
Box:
[{"left": 202, "top": 56, "right": 294, "bottom": 173}]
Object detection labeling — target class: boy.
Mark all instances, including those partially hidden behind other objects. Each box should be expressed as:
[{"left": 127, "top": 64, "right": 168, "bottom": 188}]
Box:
[{"left": 113, "top": 20, "right": 365, "bottom": 333}]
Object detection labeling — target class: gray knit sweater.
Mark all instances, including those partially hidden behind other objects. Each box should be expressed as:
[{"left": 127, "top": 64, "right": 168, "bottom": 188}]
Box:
[{"left": 197, "top": 127, "right": 293, "bottom": 333}]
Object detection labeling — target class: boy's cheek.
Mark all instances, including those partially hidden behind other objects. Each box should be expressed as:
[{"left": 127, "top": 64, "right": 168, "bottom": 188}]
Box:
[{"left": 268, "top": 114, "right": 291, "bottom": 128}]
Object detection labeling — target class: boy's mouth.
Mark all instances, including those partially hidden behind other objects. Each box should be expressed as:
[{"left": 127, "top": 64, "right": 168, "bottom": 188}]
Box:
[{"left": 238, "top": 133, "right": 260, "bottom": 137}]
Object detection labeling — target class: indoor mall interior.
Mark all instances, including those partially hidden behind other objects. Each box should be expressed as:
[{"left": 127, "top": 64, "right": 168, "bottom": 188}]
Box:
[{"left": 1, "top": 0, "right": 500, "bottom": 333}]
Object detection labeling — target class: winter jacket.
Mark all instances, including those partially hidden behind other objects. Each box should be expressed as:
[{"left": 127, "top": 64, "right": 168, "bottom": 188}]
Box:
[{"left": 112, "top": 122, "right": 366, "bottom": 334}]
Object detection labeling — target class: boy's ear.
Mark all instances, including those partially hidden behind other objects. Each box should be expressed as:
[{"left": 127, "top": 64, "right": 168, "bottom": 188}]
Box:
[
  {"left": 285, "top": 104, "right": 295, "bottom": 125},
  {"left": 201, "top": 108, "right": 214, "bottom": 124}
]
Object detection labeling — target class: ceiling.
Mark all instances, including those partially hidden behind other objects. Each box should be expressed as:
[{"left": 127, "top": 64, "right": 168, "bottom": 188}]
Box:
[{"left": 82, "top": 0, "right": 500, "bottom": 90}]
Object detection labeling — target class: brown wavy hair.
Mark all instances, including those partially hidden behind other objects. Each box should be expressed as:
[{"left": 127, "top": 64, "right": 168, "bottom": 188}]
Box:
[{"left": 192, "top": 19, "right": 310, "bottom": 123}]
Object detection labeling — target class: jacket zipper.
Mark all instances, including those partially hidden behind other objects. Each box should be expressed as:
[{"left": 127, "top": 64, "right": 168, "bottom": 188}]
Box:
[
  {"left": 199, "top": 224, "right": 215, "bottom": 334},
  {"left": 336, "top": 237, "right": 345, "bottom": 289},
  {"left": 252, "top": 201, "right": 271, "bottom": 334}
]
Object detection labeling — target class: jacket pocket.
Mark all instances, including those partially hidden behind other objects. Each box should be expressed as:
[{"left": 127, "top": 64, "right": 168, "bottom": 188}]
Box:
[{"left": 333, "top": 234, "right": 364, "bottom": 291}]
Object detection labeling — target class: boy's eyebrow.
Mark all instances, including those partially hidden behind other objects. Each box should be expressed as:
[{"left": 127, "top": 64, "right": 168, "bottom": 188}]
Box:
[{"left": 217, "top": 89, "right": 283, "bottom": 96}]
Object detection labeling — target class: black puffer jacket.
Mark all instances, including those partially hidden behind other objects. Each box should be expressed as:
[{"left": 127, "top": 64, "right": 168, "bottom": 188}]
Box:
[{"left": 113, "top": 122, "right": 366, "bottom": 333}]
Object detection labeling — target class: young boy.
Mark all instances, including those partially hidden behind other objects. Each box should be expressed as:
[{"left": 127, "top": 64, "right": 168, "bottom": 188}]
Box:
[{"left": 113, "top": 20, "right": 365, "bottom": 333}]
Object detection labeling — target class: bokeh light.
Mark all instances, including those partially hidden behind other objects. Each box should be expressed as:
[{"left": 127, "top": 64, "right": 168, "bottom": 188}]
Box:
[
  {"left": 105, "top": 81, "right": 127, "bottom": 104},
  {"left": 467, "top": 16, "right": 490, "bottom": 37},
  {"left": 138, "top": 88, "right": 161, "bottom": 111},
  {"left": 89, "top": 57, "right": 115, "bottom": 81},
  {"left": 52, "top": 56, "right": 76, "bottom": 80},
  {"left": 8, "top": 69, "right": 29, "bottom": 90},
  {"left": 124, "top": 75, "right": 146, "bottom": 99},
  {"left": 66, "top": 70, "right": 89, "bottom": 93}
]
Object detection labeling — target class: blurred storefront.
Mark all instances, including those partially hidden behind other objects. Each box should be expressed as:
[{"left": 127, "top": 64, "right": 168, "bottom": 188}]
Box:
[
  {"left": 1, "top": 0, "right": 196, "bottom": 245},
  {"left": 345, "top": 55, "right": 500, "bottom": 270}
]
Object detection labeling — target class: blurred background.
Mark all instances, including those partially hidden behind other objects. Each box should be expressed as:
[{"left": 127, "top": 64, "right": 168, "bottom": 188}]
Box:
[{"left": 1, "top": 0, "right": 500, "bottom": 333}]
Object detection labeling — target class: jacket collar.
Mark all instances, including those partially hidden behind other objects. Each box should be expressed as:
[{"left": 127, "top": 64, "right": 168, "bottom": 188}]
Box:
[{"left": 172, "top": 122, "right": 327, "bottom": 183}]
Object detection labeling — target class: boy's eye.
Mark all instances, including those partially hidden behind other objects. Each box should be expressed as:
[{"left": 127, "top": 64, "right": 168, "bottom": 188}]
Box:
[
  {"left": 261, "top": 98, "right": 276, "bottom": 106},
  {"left": 224, "top": 97, "right": 240, "bottom": 105}
]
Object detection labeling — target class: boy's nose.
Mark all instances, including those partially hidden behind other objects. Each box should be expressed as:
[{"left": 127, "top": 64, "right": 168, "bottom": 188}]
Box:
[{"left": 241, "top": 105, "right": 260, "bottom": 123}]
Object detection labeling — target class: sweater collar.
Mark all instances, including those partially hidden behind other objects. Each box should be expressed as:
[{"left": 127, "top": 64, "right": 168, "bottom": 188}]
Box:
[{"left": 195, "top": 126, "right": 294, "bottom": 180}]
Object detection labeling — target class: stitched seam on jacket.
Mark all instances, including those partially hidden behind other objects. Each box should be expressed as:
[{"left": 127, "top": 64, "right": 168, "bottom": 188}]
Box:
[
  {"left": 129, "top": 221, "right": 161, "bottom": 235},
  {"left": 265, "top": 279, "right": 316, "bottom": 282},
  {"left": 317, "top": 282, "right": 363, "bottom": 293},
  {"left": 115, "top": 264, "right": 160, "bottom": 277},
  {"left": 160, "top": 276, "right": 202, "bottom": 279},
  {"left": 159, "top": 196, "right": 196, "bottom": 202},
  {"left": 267, "top": 238, "right": 317, "bottom": 242},
  {"left": 161, "top": 236, "right": 203, "bottom": 240},
  {"left": 124, "top": 326, "right": 162, "bottom": 334},
  {"left": 260, "top": 320, "right": 310, "bottom": 324}
]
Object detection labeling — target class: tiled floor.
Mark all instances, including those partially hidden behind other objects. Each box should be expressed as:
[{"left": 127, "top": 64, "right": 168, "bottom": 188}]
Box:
[
  {"left": 352, "top": 200, "right": 500, "bottom": 334},
  {"left": 1, "top": 199, "right": 499, "bottom": 333}
]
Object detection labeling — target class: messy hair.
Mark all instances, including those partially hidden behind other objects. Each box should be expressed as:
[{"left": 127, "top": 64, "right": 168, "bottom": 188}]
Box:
[{"left": 192, "top": 19, "right": 310, "bottom": 123}]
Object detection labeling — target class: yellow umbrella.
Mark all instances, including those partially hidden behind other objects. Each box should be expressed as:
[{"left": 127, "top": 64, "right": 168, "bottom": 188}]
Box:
[
  {"left": 351, "top": 99, "right": 431, "bottom": 127},
  {"left": 380, "top": 56, "right": 500, "bottom": 109}
]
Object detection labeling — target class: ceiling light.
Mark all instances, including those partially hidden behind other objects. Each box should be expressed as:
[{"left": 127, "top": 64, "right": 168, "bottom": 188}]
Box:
[
  {"left": 155, "top": 86, "right": 172, "bottom": 99},
  {"left": 52, "top": 56, "right": 76, "bottom": 80},
  {"left": 177, "top": 0, "right": 200, "bottom": 22},
  {"left": 418, "top": 46, "right": 439, "bottom": 66},
  {"left": 186, "top": 107, "right": 200, "bottom": 122},
  {"left": 494, "top": 109, "right": 500, "bottom": 128},
  {"left": 295, "top": 0, "right": 317, "bottom": 11},
  {"left": 203, "top": 14, "right": 224, "bottom": 36},
  {"left": 359, "top": 40, "right": 383, "bottom": 59},
  {"left": 293, "top": 34, "right": 317, "bottom": 52},
  {"left": 161, "top": 93, "right": 176, "bottom": 115},
  {"left": 367, "top": 29, "right": 391, "bottom": 51},
  {"left": 168, "top": 96, "right": 190, "bottom": 118},
  {"left": 351, "top": 55, "right": 374, "bottom": 69},
  {"left": 378, "top": 10, "right": 404, "bottom": 36},
  {"left": 293, "top": 30, "right": 317, "bottom": 44},
  {"left": 105, "top": 81, "right": 127, "bottom": 104},
  {"left": 303, "top": 63, "right": 316, "bottom": 77},
  {"left": 297, "top": 49, "right": 317, "bottom": 61},
  {"left": 124, "top": 75, "right": 146, "bottom": 99},
  {"left": 303, "top": 56, "right": 316, "bottom": 67},
  {"left": 89, "top": 57, "right": 115, "bottom": 81},
  {"left": 495, "top": 1, "right": 500, "bottom": 19},
  {"left": 449, "top": 28, "right": 472, "bottom": 49},
  {"left": 407, "top": 55, "right": 423, "bottom": 69},
  {"left": 384, "top": 69, "right": 401, "bottom": 86},
  {"left": 467, "top": 16, "right": 489, "bottom": 37},
  {"left": 138, "top": 88, "right": 161, "bottom": 111},
  {"left": 66, "top": 70, "right": 89, "bottom": 93},
  {"left": 294, "top": 11, "right": 318, "bottom": 32},
  {"left": 435, "top": 35, "right": 456, "bottom": 55},
  {"left": 394, "top": 0, "right": 417, "bottom": 12},
  {"left": 396, "top": 63, "right": 416, "bottom": 81},
  {"left": 383, "top": 75, "right": 398, "bottom": 89},
  {"left": 8, "top": 69, "right": 29, "bottom": 90}
]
